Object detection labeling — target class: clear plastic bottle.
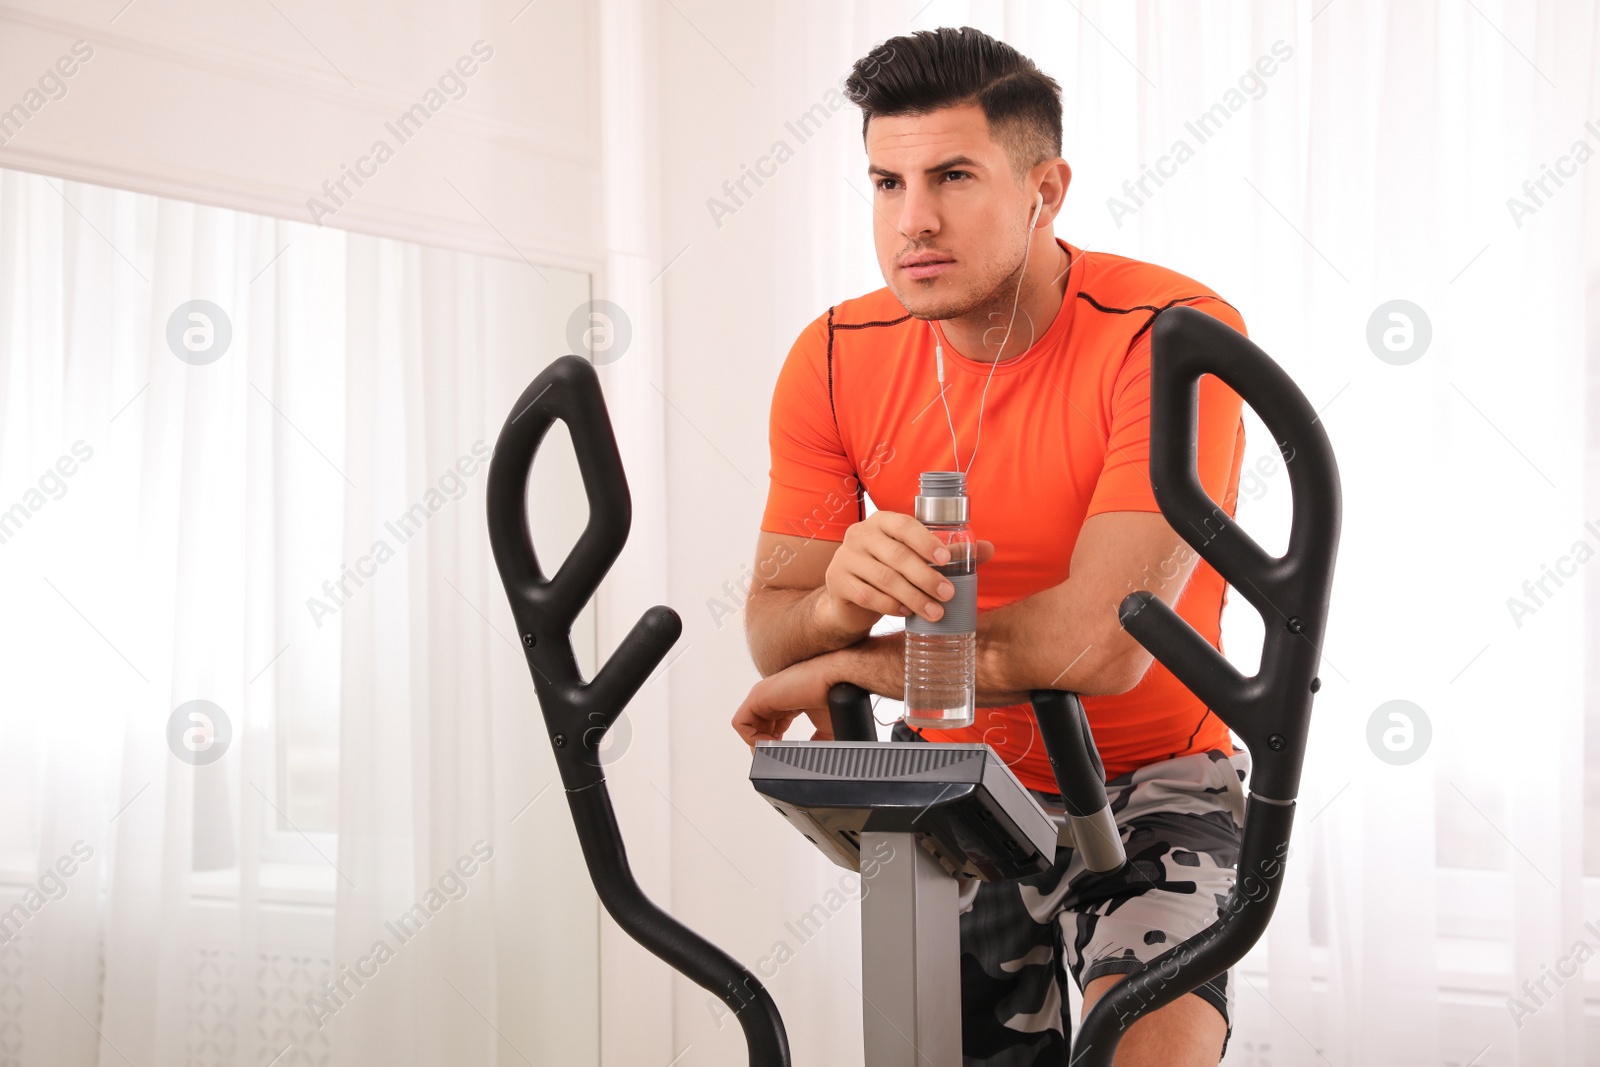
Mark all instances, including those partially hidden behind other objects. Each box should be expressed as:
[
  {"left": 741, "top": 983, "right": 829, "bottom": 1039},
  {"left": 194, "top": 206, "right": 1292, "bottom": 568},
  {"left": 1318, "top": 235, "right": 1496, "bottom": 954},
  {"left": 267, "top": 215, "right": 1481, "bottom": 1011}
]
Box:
[{"left": 904, "top": 471, "right": 976, "bottom": 729}]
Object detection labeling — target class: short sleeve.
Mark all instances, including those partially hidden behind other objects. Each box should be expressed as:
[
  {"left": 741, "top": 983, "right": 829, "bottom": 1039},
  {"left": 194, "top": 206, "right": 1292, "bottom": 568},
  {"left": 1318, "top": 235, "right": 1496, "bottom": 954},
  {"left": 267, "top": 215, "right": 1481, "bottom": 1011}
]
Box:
[
  {"left": 1085, "top": 298, "right": 1247, "bottom": 519},
  {"left": 759, "top": 313, "right": 861, "bottom": 542}
]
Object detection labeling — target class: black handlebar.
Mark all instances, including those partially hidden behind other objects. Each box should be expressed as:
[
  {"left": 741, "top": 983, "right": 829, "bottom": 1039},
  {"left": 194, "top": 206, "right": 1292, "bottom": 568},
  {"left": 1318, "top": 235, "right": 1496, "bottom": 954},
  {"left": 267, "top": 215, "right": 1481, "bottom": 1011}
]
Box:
[
  {"left": 1117, "top": 305, "right": 1340, "bottom": 803},
  {"left": 1027, "top": 689, "right": 1107, "bottom": 810},
  {"left": 826, "top": 682, "right": 878, "bottom": 742},
  {"left": 486, "top": 355, "right": 790, "bottom": 1066},
  {"left": 1073, "top": 306, "right": 1341, "bottom": 1066}
]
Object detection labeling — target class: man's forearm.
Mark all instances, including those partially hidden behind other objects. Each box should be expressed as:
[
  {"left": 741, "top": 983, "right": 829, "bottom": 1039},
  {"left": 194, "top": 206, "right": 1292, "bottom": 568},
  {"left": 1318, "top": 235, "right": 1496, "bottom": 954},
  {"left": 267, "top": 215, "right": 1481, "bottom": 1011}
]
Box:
[
  {"left": 748, "top": 579, "right": 1143, "bottom": 704},
  {"left": 829, "top": 629, "right": 1034, "bottom": 709},
  {"left": 974, "top": 513, "right": 1208, "bottom": 699},
  {"left": 744, "top": 587, "right": 864, "bottom": 677},
  {"left": 799, "top": 592, "right": 1138, "bottom": 704},
  {"left": 976, "top": 584, "right": 1141, "bottom": 700},
  {"left": 827, "top": 633, "right": 903, "bottom": 699}
]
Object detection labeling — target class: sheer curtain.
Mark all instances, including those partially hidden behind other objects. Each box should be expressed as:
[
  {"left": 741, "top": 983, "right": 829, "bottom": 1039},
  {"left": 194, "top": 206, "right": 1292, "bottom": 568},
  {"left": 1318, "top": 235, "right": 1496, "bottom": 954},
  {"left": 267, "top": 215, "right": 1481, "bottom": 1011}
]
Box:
[
  {"left": 0, "top": 166, "right": 596, "bottom": 1066},
  {"left": 763, "top": 2, "right": 1598, "bottom": 1063}
]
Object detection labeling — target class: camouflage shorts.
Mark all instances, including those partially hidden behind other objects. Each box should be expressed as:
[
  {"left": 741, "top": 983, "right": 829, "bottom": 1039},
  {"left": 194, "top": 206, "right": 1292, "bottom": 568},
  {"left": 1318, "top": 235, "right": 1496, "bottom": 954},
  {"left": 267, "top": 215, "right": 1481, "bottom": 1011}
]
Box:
[{"left": 891, "top": 721, "right": 1251, "bottom": 1066}]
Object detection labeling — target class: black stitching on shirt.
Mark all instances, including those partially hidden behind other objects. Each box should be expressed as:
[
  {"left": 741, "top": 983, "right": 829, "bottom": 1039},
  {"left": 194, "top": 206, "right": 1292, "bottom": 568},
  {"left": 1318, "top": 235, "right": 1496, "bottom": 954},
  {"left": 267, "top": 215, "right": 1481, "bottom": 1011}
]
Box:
[
  {"left": 832, "top": 313, "right": 914, "bottom": 331},
  {"left": 1076, "top": 292, "right": 1240, "bottom": 351},
  {"left": 823, "top": 308, "right": 916, "bottom": 524}
]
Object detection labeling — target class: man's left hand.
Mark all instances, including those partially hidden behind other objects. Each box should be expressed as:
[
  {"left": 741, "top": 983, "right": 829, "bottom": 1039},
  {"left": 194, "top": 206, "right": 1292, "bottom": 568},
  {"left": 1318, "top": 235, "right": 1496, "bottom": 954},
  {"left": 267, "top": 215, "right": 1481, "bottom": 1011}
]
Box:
[{"left": 732, "top": 652, "right": 855, "bottom": 751}]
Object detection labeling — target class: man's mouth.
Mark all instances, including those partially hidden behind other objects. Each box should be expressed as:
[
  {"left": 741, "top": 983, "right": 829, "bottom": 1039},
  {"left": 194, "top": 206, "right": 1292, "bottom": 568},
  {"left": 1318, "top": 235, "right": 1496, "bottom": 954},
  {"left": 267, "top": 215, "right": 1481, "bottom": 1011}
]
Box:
[{"left": 901, "top": 255, "right": 955, "bottom": 280}]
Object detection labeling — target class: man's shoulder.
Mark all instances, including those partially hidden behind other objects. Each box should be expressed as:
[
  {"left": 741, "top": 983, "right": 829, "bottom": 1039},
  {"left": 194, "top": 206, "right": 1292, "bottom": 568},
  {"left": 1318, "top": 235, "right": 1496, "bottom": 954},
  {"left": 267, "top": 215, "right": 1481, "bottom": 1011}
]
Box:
[
  {"left": 775, "top": 289, "right": 914, "bottom": 409},
  {"left": 830, "top": 287, "right": 914, "bottom": 328},
  {"left": 785, "top": 288, "right": 913, "bottom": 361},
  {"left": 820, "top": 287, "right": 915, "bottom": 333},
  {"left": 784, "top": 287, "right": 921, "bottom": 379},
  {"left": 1074, "top": 249, "right": 1237, "bottom": 320}
]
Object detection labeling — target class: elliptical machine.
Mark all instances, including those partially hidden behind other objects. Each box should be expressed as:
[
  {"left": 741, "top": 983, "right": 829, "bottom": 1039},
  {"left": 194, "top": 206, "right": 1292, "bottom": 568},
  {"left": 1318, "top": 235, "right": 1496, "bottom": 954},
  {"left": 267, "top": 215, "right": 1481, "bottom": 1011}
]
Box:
[{"left": 486, "top": 305, "right": 1341, "bottom": 1065}]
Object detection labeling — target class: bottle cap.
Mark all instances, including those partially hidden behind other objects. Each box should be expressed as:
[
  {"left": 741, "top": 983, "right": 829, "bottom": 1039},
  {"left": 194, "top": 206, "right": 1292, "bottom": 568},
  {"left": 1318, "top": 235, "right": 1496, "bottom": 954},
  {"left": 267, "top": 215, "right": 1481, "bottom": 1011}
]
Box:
[{"left": 914, "top": 470, "right": 968, "bottom": 524}]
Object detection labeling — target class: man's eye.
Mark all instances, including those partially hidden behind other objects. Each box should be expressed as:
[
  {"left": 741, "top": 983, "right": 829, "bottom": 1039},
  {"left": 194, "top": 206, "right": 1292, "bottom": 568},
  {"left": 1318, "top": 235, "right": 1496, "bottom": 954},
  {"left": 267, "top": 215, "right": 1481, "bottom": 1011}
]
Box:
[
  {"left": 874, "top": 178, "right": 898, "bottom": 192},
  {"left": 943, "top": 171, "right": 970, "bottom": 181}
]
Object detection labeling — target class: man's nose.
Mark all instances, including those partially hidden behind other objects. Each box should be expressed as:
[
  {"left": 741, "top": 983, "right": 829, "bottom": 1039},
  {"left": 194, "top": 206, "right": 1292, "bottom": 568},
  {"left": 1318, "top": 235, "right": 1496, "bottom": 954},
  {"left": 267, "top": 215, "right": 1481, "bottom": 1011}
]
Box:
[{"left": 895, "top": 187, "right": 939, "bottom": 238}]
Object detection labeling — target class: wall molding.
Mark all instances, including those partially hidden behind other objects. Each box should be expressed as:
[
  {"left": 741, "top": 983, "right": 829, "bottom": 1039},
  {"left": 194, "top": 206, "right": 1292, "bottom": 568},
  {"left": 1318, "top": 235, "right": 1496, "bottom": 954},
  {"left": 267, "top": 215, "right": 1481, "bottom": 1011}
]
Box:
[{"left": 0, "top": 141, "right": 606, "bottom": 278}]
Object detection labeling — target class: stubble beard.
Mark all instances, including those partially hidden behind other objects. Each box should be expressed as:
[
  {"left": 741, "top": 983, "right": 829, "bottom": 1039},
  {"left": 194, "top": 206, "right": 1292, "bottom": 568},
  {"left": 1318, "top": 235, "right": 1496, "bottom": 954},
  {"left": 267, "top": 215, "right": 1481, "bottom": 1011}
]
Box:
[{"left": 900, "top": 249, "right": 1027, "bottom": 326}]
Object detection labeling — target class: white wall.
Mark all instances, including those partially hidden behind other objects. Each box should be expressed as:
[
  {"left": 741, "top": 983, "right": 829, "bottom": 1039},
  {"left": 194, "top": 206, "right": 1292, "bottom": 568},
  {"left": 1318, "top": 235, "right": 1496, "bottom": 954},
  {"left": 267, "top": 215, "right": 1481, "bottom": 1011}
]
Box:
[
  {"left": 0, "top": 0, "right": 603, "bottom": 272},
  {"left": 656, "top": 4, "right": 877, "bottom": 1065}
]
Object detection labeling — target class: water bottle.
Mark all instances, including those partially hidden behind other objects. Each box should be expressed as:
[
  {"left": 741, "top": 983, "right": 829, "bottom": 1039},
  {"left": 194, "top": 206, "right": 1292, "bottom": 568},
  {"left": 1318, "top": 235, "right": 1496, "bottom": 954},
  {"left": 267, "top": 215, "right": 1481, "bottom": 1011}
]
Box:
[{"left": 904, "top": 471, "right": 976, "bottom": 729}]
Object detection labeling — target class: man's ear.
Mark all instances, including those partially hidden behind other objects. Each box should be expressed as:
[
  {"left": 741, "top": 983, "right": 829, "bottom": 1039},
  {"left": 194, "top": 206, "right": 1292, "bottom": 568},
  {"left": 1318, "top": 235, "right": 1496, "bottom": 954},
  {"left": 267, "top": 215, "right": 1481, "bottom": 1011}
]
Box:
[{"left": 1034, "top": 159, "right": 1072, "bottom": 218}]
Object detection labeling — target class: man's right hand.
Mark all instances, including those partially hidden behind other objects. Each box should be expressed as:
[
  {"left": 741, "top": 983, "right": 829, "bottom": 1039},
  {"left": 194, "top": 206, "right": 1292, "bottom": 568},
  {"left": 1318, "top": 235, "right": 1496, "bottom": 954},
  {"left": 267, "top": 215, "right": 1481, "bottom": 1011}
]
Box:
[{"left": 816, "top": 511, "right": 994, "bottom": 639}]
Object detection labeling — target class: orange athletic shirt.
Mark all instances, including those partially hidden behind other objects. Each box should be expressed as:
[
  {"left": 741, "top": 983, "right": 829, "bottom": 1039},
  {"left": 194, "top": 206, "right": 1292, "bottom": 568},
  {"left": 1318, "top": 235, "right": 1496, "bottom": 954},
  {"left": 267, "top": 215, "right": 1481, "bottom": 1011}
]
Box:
[{"left": 759, "top": 239, "right": 1247, "bottom": 791}]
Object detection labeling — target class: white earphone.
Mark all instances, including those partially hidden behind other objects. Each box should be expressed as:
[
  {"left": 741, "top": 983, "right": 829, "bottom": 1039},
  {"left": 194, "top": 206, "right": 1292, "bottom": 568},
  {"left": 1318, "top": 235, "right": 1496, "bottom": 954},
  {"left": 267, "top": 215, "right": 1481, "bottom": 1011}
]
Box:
[{"left": 928, "top": 189, "right": 1046, "bottom": 474}]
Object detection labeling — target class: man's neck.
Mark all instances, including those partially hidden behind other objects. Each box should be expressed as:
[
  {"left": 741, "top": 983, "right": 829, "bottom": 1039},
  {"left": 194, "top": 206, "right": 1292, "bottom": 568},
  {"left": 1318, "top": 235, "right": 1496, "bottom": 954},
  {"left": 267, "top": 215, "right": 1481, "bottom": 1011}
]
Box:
[{"left": 936, "top": 239, "right": 1071, "bottom": 365}]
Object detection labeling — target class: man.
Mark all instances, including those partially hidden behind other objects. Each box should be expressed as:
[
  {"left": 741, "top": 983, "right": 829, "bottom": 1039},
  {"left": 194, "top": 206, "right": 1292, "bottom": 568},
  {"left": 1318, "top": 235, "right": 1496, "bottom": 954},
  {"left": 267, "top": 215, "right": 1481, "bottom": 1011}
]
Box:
[{"left": 732, "top": 26, "right": 1251, "bottom": 1067}]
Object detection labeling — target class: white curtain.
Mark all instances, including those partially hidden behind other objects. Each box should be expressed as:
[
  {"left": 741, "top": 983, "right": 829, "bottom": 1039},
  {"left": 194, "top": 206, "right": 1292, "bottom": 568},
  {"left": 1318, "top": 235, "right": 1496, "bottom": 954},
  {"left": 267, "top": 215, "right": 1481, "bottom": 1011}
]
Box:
[
  {"left": 756, "top": 2, "right": 1599, "bottom": 1063},
  {"left": 0, "top": 166, "right": 596, "bottom": 1066}
]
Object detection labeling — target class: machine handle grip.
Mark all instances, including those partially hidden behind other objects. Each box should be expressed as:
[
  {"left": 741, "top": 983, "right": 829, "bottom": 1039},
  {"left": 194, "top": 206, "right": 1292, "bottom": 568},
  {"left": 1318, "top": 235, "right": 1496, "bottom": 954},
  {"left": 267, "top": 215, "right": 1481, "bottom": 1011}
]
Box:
[
  {"left": 1030, "top": 690, "right": 1124, "bottom": 874},
  {"left": 487, "top": 356, "right": 630, "bottom": 630},
  {"left": 827, "top": 683, "right": 878, "bottom": 742},
  {"left": 1116, "top": 593, "right": 1252, "bottom": 718}
]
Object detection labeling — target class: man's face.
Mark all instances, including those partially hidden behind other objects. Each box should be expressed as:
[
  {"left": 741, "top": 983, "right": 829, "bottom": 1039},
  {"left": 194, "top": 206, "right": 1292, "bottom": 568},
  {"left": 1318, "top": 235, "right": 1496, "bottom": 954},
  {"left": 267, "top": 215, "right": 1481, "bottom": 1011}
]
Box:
[{"left": 866, "top": 103, "right": 1035, "bottom": 320}]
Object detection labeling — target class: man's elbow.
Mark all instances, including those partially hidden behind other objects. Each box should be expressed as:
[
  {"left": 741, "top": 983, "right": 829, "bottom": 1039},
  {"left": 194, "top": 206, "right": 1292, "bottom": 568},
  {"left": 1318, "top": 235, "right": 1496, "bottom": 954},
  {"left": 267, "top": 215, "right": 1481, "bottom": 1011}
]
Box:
[
  {"left": 742, "top": 588, "right": 801, "bottom": 678},
  {"left": 742, "top": 593, "right": 776, "bottom": 676},
  {"left": 998, "top": 645, "right": 1146, "bottom": 698},
  {"left": 1087, "top": 647, "right": 1153, "bottom": 697}
]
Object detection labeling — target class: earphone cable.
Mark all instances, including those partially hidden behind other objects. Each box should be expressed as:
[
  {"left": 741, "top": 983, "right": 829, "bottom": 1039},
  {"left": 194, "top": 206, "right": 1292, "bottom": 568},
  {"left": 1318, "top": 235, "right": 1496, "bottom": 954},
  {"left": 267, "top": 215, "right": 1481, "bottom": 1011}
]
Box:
[
  {"left": 927, "top": 208, "right": 1039, "bottom": 478},
  {"left": 963, "top": 226, "right": 1035, "bottom": 477}
]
